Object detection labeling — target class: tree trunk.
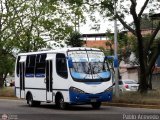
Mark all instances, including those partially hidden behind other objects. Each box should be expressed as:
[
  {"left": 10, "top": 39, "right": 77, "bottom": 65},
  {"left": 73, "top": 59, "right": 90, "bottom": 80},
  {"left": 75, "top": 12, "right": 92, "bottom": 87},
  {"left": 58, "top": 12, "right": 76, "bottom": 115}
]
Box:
[
  {"left": 0, "top": 74, "right": 4, "bottom": 88},
  {"left": 136, "top": 35, "right": 148, "bottom": 93},
  {"left": 130, "top": 1, "right": 148, "bottom": 93},
  {"left": 137, "top": 36, "right": 148, "bottom": 93},
  {"left": 148, "top": 74, "right": 152, "bottom": 90},
  {"left": 138, "top": 68, "right": 148, "bottom": 93},
  {"left": 147, "top": 68, "right": 154, "bottom": 90}
]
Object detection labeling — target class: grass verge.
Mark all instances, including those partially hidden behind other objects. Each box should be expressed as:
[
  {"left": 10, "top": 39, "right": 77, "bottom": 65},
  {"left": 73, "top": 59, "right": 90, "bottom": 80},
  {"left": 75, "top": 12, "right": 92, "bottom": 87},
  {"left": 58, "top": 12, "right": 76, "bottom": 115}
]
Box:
[
  {"left": 112, "top": 89, "right": 160, "bottom": 105},
  {"left": 0, "top": 87, "right": 15, "bottom": 97}
]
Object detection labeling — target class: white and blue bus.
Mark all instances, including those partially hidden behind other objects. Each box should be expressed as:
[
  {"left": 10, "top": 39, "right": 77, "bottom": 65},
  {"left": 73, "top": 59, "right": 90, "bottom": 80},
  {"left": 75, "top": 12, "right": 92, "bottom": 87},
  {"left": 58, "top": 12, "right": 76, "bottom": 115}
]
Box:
[{"left": 15, "top": 47, "right": 113, "bottom": 109}]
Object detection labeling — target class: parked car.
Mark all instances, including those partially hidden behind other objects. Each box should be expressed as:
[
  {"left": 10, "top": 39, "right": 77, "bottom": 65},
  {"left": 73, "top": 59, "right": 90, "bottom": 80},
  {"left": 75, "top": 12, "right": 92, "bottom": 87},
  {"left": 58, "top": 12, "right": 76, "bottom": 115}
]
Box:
[
  {"left": 113, "top": 79, "right": 139, "bottom": 92},
  {"left": 4, "top": 80, "right": 10, "bottom": 87}
]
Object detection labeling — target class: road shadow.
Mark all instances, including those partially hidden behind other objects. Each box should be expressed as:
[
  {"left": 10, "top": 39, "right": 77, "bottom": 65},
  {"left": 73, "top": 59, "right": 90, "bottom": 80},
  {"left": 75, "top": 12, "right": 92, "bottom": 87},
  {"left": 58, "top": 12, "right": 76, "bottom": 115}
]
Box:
[{"left": 20, "top": 103, "right": 106, "bottom": 111}]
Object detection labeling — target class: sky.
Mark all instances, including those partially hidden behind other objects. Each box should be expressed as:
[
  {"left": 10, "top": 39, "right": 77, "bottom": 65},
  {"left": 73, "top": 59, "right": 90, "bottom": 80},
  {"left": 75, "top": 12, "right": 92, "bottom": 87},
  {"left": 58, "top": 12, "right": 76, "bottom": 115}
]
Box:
[
  {"left": 79, "top": 0, "right": 157, "bottom": 34},
  {"left": 45, "top": 0, "right": 159, "bottom": 49}
]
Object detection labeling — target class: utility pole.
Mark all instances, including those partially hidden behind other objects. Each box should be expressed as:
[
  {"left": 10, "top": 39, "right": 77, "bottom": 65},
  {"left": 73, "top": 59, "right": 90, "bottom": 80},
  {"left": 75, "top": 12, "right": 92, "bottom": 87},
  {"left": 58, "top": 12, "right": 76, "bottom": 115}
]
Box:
[
  {"left": 114, "top": 0, "right": 119, "bottom": 98},
  {"left": 74, "top": 14, "right": 80, "bottom": 32}
]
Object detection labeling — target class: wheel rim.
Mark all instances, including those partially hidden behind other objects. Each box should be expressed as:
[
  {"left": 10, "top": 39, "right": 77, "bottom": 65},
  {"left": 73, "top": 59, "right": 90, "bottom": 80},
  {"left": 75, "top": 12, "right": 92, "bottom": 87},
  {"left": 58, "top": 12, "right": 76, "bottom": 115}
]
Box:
[
  {"left": 59, "top": 98, "right": 64, "bottom": 109},
  {"left": 28, "top": 96, "right": 33, "bottom": 106},
  {"left": 29, "top": 99, "right": 32, "bottom": 106}
]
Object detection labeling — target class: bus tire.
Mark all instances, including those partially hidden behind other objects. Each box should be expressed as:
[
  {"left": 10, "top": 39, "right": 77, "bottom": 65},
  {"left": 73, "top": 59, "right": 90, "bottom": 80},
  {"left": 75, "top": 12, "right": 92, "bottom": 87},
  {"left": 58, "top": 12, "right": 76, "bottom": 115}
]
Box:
[
  {"left": 59, "top": 97, "right": 68, "bottom": 110},
  {"left": 55, "top": 93, "right": 67, "bottom": 109},
  {"left": 27, "top": 93, "right": 40, "bottom": 107},
  {"left": 91, "top": 102, "right": 101, "bottom": 109}
]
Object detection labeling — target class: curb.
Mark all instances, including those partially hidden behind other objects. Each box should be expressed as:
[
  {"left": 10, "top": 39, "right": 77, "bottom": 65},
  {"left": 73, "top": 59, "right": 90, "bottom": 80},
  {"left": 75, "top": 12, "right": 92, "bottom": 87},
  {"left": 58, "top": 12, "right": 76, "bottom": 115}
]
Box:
[{"left": 103, "top": 102, "right": 160, "bottom": 109}]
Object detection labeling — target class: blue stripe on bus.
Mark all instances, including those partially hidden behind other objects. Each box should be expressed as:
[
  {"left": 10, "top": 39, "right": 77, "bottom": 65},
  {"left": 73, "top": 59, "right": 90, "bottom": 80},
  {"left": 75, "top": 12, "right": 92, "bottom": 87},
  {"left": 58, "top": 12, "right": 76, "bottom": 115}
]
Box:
[
  {"left": 25, "top": 74, "right": 34, "bottom": 77},
  {"left": 69, "top": 90, "right": 112, "bottom": 104},
  {"left": 25, "top": 73, "right": 45, "bottom": 77},
  {"left": 35, "top": 74, "right": 45, "bottom": 77}
]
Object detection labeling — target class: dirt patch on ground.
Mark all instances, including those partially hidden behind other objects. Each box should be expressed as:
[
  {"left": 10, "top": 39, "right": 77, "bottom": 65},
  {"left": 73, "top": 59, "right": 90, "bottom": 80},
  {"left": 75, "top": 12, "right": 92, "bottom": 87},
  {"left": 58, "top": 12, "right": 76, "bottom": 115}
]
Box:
[{"left": 0, "top": 87, "right": 15, "bottom": 97}]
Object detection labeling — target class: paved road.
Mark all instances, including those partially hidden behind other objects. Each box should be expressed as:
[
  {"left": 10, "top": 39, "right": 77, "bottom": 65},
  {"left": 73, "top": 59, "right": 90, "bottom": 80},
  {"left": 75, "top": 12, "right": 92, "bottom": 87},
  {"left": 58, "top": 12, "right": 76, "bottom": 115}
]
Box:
[{"left": 0, "top": 99, "right": 160, "bottom": 120}]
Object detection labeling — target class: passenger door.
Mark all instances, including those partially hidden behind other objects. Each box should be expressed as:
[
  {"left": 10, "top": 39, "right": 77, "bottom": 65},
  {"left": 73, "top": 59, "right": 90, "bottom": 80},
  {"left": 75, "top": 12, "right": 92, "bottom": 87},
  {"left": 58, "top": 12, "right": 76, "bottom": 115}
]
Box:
[
  {"left": 45, "top": 60, "right": 53, "bottom": 101},
  {"left": 19, "top": 62, "right": 25, "bottom": 98}
]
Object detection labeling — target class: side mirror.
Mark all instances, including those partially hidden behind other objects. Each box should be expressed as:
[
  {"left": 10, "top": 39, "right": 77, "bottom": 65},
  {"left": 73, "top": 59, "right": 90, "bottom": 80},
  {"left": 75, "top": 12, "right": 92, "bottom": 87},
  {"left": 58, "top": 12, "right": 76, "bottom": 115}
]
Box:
[{"left": 67, "top": 57, "right": 73, "bottom": 68}]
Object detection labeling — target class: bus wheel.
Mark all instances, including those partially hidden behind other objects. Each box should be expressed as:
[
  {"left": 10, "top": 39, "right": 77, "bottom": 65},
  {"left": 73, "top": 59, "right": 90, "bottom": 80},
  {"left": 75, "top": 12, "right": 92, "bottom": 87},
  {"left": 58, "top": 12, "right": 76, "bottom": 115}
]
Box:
[
  {"left": 56, "top": 96, "right": 67, "bottom": 110},
  {"left": 91, "top": 102, "right": 101, "bottom": 109},
  {"left": 27, "top": 94, "right": 40, "bottom": 107}
]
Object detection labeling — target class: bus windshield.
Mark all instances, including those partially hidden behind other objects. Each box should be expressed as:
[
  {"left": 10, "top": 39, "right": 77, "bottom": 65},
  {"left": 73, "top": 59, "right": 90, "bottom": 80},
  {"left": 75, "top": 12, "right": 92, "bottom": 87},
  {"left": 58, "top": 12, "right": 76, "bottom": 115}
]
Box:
[{"left": 68, "top": 50, "right": 111, "bottom": 82}]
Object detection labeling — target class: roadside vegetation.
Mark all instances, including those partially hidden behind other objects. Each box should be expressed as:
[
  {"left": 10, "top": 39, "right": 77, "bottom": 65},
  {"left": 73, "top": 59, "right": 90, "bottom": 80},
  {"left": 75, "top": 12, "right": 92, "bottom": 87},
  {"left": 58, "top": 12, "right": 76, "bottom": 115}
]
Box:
[
  {"left": 112, "top": 89, "right": 160, "bottom": 105},
  {"left": 0, "top": 87, "right": 15, "bottom": 97}
]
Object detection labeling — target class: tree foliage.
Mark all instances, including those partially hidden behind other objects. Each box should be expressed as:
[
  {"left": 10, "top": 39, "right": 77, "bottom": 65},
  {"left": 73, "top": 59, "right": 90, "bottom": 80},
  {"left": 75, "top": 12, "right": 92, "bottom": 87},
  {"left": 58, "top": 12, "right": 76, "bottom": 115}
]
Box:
[
  {"left": 9, "top": 0, "right": 77, "bottom": 52},
  {"left": 106, "top": 31, "right": 133, "bottom": 64},
  {"left": 66, "top": 31, "right": 84, "bottom": 47},
  {"left": 72, "top": 0, "right": 160, "bottom": 93},
  {"left": 0, "top": 0, "right": 17, "bottom": 87},
  {"left": 0, "top": 0, "right": 86, "bottom": 87},
  {"left": 0, "top": 54, "right": 14, "bottom": 87},
  {"left": 104, "top": 0, "right": 160, "bottom": 93}
]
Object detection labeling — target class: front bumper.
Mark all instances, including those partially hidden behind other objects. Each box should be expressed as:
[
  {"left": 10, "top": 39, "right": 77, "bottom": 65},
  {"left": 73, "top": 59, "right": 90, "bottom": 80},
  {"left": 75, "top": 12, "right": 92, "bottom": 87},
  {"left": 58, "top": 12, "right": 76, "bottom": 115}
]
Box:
[{"left": 69, "top": 90, "right": 112, "bottom": 104}]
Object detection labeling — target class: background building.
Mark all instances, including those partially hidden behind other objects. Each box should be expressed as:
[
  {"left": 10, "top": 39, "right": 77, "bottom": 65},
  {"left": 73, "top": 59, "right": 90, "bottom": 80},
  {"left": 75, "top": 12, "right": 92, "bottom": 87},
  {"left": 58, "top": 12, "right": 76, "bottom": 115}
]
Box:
[{"left": 82, "top": 33, "right": 111, "bottom": 49}]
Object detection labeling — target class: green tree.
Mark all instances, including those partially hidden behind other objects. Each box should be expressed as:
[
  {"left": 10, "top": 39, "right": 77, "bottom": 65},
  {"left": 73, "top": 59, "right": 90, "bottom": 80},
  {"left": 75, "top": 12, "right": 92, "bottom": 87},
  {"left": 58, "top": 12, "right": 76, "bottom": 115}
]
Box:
[
  {"left": 39, "top": 0, "right": 86, "bottom": 48},
  {"left": 128, "top": 34, "right": 160, "bottom": 90},
  {"left": 0, "top": 0, "right": 17, "bottom": 87},
  {"left": 77, "top": 0, "right": 160, "bottom": 93},
  {"left": 10, "top": 0, "right": 67, "bottom": 52},
  {"left": 105, "top": 31, "right": 132, "bottom": 63},
  {"left": 0, "top": 0, "right": 86, "bottom": 87},
  {"left": 0, "top": 54, "right": 15, "bottom": 87},
  {"left": 66, "top": 31, "right": 84, "bottom": 47}
]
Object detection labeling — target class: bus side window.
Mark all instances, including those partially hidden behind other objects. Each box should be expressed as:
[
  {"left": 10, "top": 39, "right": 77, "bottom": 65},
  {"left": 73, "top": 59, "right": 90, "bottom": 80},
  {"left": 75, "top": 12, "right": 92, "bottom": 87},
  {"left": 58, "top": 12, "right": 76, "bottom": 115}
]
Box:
[
  {"left": 35, "top": 54, "right": 46, "bottom": 77},
  {"left": 25, "top": 55, "right": 36, "bottom": 77},
  {"left": 56, "top": 53, "right": 68, "bottom": 78}
]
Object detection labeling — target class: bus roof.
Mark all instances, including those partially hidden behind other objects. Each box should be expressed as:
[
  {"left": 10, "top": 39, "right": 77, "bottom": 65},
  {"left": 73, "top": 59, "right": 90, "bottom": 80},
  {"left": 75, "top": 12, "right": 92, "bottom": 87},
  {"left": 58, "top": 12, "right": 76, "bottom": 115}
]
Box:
[{"left": 18, "top": 47, "right": 102, "bottom": 56}]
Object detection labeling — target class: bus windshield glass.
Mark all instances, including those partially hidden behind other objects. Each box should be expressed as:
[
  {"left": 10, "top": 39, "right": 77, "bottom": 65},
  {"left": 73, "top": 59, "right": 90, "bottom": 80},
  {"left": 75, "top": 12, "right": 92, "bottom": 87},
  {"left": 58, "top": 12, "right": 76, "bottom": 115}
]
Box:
[{"left": 68, "top": 50, "right": 111, "bottom": 82}]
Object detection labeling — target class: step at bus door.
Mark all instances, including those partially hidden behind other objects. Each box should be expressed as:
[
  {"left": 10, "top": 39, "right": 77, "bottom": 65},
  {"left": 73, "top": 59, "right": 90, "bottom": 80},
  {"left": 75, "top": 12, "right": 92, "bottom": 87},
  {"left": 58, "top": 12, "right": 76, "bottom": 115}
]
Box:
[
  {"left": 45, "top": 60, "right": 53, "bottom": 101},
  {"left": 19, "top": 62, "right": 25, "bottom": 98}
]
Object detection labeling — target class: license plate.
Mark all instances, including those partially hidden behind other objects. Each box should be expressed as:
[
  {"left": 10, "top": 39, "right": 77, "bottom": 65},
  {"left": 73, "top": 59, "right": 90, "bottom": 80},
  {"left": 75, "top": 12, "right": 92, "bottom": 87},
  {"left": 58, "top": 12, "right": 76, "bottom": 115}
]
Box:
[
  {"left": 91, "top": 99, "right": 97, "bottom": 102},
  {"left": 132, "top": 86, "right": 138, "bottom": 90}
]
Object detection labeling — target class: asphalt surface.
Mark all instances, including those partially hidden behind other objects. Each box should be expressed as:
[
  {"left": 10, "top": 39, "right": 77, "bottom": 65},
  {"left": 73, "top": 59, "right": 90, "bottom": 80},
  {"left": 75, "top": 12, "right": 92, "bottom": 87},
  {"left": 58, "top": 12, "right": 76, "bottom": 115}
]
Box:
[{"left": 0, "top": 99, "right": 160, "bottom": 120}]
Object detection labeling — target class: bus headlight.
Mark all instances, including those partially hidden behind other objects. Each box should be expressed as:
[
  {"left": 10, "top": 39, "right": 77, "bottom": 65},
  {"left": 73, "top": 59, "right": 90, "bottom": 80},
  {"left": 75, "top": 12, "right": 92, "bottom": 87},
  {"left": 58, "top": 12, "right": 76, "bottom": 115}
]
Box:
[
  {"left": 69, "top": 87, "right": 85, "bottom": 94},
  {"left": 104, "top": 86, "right": 113, "bottom": 92}
]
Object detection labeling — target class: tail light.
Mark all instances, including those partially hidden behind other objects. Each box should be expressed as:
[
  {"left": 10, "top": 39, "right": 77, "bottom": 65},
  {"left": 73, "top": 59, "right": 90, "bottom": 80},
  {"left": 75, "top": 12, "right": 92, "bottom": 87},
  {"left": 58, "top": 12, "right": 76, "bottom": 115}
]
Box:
[{"left": 124, "top": 84, "right": 129, "bottom": 88}]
